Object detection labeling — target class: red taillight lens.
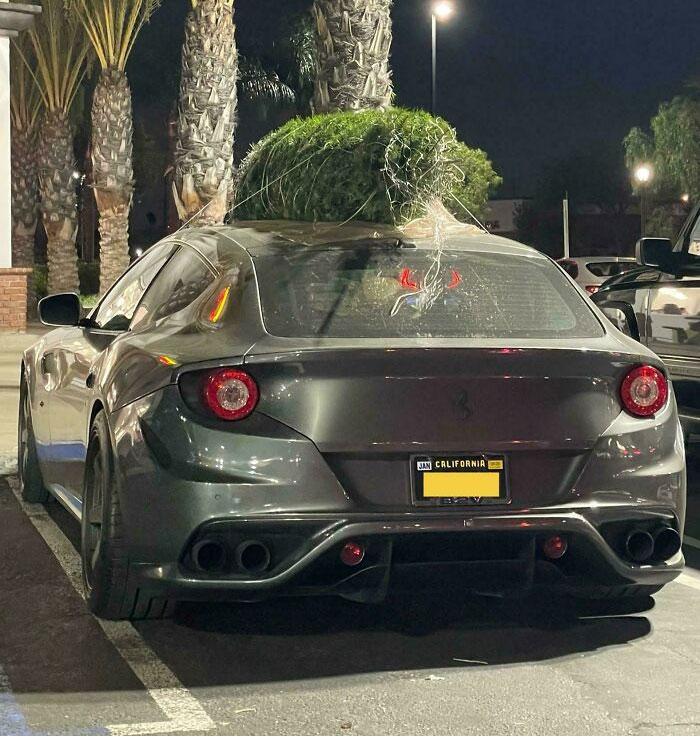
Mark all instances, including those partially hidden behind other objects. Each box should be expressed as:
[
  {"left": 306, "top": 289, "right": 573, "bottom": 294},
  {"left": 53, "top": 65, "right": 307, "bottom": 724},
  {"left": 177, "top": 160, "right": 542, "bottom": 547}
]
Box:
[
  {"left": 202, "top": 369, "right": 259, "bottom": 421},
  {"left": 585, "top": 285, "right": 599, "bottom": 295},
  {"left": 620, "top": 365, "right": 668, "bottom": 417}
]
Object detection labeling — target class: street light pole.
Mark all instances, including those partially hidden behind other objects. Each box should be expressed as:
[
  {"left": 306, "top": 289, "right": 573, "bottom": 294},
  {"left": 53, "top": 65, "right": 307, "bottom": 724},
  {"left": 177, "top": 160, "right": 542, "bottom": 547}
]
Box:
[
  {"left": 430, "top": 1, "right": 454, "bottom": 116},
  {"left": 431, "top": 12, "right": 437, "bottom": 115},
  {"left": 633, "top": 164, "right": 653, "bottom": 240}
]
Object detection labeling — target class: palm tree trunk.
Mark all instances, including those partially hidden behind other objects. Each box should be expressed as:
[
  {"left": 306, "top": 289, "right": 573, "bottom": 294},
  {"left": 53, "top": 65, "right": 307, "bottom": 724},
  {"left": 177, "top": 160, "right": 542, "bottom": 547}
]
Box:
[
  {"left": 312, "top": 0, "right": 393, "bottom": 114},
  {"left": 11, "top": 123, "right": 38, "bottom": 268},
  {"left": 175, "top": 0, "right": 237, "bottom": 225},
  {"left": 38, "top": 110, "right": 79, "bottom": 295},
  {"left": 92, "top": 67, "right": 134, "bottom": 293}
]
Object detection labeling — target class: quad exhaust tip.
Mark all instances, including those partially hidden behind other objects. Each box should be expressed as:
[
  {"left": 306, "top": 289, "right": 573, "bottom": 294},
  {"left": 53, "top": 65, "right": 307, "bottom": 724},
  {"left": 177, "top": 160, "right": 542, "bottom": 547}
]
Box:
[
  {"left": 625, "top": 526, "right": 680, "bottom": 563},
  {"left": 192, "top": 539, "right": 227, "bottom": 573},
  {"left": 235, "top": 540, "right": 271, "bottom": 575},
  {"left": 652, "top": 526, "right": 681, "bottom": 562},
  {"left": 625, "top": 529, "right": 654, "bottom": 562},
  {"left": 192, "top": 538, "right": 272, "bottom": 575}
]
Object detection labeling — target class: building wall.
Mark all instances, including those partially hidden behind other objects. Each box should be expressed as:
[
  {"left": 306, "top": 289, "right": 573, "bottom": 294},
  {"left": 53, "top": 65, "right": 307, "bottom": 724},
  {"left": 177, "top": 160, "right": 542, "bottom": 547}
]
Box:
[
  {"left": 0, "top": 34, "right": 11, "bottom": 268},
  {"left": 0, "top": 268, "right": 30, "bottom": 331},
  {"left": 485, "top": 199, "right": 529, "bottom": 239}
]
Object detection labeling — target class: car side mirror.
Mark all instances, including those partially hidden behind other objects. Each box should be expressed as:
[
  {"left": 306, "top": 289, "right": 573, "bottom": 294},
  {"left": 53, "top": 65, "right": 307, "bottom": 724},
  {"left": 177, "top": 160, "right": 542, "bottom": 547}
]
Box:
[
  {"left": 599, "top": 301, "right": 641, "bottom": 342},
  {"left": 38, "top": 293, "right": 81, "bottom": 327},
  {"left": 636, "top": 237, "right": 673, "bottom": 270}
]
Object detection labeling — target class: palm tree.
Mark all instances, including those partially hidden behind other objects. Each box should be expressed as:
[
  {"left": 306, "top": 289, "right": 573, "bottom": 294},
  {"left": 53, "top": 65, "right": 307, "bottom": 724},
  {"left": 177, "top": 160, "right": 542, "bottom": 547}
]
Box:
[
  {"left": 238, "top": 15, "right": 317, "bottom": 116},
  {"left": 66, "top": 0, "right": 160, "bottom": 293},
  {"left": 21, "top": 0, "right": 90, "bottom": 294},
  {"left": 311, "top": 0, "right": 393, "bottom": 113},
  {"left": 174, "top": 0, "right": 237, "bottom": 225},
  {"left": 9, "top": 35, "right": 42, "bottom": 269}
]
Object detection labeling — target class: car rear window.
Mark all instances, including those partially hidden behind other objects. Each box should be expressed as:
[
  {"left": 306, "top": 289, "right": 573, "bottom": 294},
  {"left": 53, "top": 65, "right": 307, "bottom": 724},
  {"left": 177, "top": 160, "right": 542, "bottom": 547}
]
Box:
[
  {"left": 585, "top": 261, "right": 637, "bottom": 277},
  {"left": 253, "top": 245, "right": 604, "bottom": 339}
]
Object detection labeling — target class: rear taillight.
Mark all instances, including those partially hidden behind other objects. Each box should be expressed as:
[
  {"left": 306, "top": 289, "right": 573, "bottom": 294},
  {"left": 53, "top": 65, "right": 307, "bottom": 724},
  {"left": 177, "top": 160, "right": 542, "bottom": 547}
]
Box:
[
  {"left": 620, "top": 365, "right": 668, "bottom": 417},
  {"left": 585, "top": 285, "right": 599, "bottom": 295},
  {"left": 202, "top": 369, "right": 259, "bottom": 421}
]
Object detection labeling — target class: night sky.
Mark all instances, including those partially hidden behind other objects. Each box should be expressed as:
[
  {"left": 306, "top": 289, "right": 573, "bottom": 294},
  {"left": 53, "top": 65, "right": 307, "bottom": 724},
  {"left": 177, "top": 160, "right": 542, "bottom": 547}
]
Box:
[{"left": 131, "top": 0, "right": 700, "bottom": 197}]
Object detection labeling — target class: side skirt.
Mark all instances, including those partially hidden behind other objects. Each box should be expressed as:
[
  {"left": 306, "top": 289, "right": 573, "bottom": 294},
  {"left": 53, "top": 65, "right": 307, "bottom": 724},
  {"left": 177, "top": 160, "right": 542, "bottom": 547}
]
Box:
[{"left": 48, "top": 483, "right": 83, "bottom": 521}]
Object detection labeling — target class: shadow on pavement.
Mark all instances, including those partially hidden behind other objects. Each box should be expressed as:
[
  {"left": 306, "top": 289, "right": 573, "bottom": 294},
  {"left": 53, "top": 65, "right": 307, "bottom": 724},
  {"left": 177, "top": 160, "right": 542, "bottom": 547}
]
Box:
[
  {"left": 134, "top": 592, "right": 653, "bottom": 688},
  {"left": 0, "top": 478, "right": 657, "bottom": 694}
]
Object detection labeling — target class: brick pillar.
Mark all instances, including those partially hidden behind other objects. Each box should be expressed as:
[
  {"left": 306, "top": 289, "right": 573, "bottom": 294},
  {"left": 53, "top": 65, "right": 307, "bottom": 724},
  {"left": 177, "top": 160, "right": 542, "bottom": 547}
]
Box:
[{"left": 0, "top": 267, "right": 32, "bottom": 331}]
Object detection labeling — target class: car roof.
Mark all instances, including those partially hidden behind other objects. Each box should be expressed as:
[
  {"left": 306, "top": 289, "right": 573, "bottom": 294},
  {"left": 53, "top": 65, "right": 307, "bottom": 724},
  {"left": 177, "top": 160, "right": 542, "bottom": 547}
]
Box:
[
  {"left": 558, "top": 256, "right": 636, "bottom": 263},
  {"left": 190, "top": 220, "right": 547, "bottom": 262}
]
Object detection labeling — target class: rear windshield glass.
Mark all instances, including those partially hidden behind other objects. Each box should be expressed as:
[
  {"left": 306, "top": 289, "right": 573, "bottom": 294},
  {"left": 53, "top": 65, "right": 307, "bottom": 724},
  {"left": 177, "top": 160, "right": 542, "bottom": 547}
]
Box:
[
  {"left": 253, "top": 245, "right": 604, "bottom": 339},
  {"left": 585, "top": 261, "right": 637, "bottom": 277}
]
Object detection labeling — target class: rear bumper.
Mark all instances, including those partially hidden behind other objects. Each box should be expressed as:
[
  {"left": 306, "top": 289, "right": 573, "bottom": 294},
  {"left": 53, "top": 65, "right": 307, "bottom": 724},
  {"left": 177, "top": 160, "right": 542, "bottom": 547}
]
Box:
[
  {"left": 110, "top": 386, "right": 687, "bottom": 603},
  {"left": 129, "top": 508, "right": 684, "bottom": 602}
]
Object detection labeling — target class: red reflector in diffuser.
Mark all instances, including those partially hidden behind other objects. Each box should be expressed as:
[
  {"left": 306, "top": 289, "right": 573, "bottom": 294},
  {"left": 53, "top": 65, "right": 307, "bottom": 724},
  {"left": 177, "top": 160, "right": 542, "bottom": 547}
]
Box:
[
  {"left": 340, "top": 541, "right": 365, "bottom": 566},
  {"left": 543, "top": 536, "right": 567, "bottom": 560}
]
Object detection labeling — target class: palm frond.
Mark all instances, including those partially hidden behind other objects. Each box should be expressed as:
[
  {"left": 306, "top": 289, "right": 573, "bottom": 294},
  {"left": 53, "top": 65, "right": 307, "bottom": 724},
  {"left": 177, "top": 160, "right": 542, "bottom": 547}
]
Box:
[
  {"left": 284, "top": 16, "right": 316, "bottom": 94},
  {"left": 26, "top": 0, "right": 91, "bottom": 114},
  {"left": 64, "top": 0, "right": 161, "bottom": 71},
  {"left": 10, "top": 34, "right": 43, "bottom": 131},
  {"left": 239, "top": 56, "right": 296, "bottom": 105}
]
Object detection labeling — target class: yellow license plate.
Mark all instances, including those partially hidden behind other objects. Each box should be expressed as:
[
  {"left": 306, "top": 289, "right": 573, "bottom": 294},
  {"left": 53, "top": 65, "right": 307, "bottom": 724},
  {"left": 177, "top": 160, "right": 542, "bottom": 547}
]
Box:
[{"left": 423, "top": 471, "right": 501, "bottom": 498}]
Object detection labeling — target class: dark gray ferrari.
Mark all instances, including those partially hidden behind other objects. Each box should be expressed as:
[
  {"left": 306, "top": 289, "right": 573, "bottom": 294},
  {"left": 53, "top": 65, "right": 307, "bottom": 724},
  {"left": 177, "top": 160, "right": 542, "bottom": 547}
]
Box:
[{"left": 19, "top": 221, "right": 686, "bottom": 620}]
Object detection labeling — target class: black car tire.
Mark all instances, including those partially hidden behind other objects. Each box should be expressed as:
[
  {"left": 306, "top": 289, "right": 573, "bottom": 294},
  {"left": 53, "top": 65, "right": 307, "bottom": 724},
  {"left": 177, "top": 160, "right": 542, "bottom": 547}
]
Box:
[
  {"left": 81, "top": 410, "right": 174, "bottom": 620},
  {"left": 18, "top": 376, "right": 49, "bottom": 504}
]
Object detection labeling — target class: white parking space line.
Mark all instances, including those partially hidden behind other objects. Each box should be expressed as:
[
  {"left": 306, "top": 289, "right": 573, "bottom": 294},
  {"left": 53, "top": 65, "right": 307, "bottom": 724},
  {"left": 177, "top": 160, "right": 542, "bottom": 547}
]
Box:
[
  {"left": 675, "top": 570, "right": 700, "bottom": 593},
  {"left": 8, "top": 478, "right": 216, "bottom": 736},
  {"left": 683, "top": 534, "right": 700, "bottom": 550}
]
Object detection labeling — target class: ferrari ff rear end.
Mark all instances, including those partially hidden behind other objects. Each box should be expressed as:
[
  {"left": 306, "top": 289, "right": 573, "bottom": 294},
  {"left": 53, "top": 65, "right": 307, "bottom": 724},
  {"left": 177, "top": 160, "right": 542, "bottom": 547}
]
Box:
[{"left": 26, "top": 224, "right": 686, "bottom": 619}]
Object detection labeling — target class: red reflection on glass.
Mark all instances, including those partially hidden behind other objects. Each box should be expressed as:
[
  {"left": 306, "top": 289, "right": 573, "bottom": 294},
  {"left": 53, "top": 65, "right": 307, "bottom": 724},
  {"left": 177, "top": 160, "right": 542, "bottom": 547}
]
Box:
[
  {"left": 399, "top": 268, "right": 418, "bottom": 289},
  {"left": 447, "top": 270, "right": 462, "bottom": 288}
]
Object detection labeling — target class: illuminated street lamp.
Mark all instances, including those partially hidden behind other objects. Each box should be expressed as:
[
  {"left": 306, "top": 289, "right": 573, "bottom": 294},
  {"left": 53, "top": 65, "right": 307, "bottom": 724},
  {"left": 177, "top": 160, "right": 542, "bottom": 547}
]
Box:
[
  {"left": 634, "top": 164, "right": 653, "bottom": 185},
  {"left": 633, "top": 163, "right": 654, "bottom": 238},
  {"left": 433, "top": 0, "right": 454, "bottom": 19},
  {"left": 681, "top": 193, "right": 690, "bottom": 204},
  {"left": 431, "top": 1, "right": 455, "bottom": 115}
]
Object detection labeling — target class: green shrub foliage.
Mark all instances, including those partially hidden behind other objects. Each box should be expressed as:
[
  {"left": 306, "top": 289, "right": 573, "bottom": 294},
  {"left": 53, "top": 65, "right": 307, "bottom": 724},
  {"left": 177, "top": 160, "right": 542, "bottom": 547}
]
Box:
[
  {"left": 78, "top": 260, "right": 100, "bottom": 296},
  {"left": 31, "top": 261, "right": 100, "bottom": 301},
  {"left": 31, "top": 266, "right": 48, "bottom": 302},
  {"left": 235, "top": 108, "right": 501, "bottom": 224}
]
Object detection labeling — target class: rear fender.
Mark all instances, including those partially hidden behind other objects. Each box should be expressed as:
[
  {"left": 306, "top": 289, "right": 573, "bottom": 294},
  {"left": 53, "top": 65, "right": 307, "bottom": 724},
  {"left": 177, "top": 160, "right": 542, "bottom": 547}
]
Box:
[{"left": 573, "top": 395, "right": 686, "bottom": 526}]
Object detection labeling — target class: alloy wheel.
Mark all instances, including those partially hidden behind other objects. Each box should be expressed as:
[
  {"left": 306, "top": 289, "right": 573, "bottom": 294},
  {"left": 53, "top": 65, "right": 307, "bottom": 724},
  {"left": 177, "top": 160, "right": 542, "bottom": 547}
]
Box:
[
  {"left": 83, "top": 450, "right": 105, "bottom": 592},
  {"left": 18, "top": 388, "right": 30, "bottom": 487}
]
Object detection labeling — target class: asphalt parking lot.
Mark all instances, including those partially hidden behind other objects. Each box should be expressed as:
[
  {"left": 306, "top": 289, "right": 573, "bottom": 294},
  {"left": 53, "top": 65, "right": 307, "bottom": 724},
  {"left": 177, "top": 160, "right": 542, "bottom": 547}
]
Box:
[{"left": 1, "top": 463, "right": 700, "bottom": 736}]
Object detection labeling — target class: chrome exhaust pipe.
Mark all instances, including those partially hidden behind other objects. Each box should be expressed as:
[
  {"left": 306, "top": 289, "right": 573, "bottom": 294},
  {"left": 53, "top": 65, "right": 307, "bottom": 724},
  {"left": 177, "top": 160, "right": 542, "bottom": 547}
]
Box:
[
  {"left": 625, "top": 529, "right": 654, "bottom": 563},
  {"left": 235, "top": 540, "right": 271, "bottom": 575},
  {"left": 652, "top": 526, "right": 681, "bottom": 562},
  {"left": 192, "top": 539, "right": 227, "bottom": 573}
]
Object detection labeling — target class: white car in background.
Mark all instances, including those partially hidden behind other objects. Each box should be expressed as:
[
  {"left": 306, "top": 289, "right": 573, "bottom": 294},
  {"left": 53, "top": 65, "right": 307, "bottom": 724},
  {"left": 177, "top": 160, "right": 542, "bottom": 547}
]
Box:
[{"left": 557, "top": 256, "right": 638, "bottom": 295}]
